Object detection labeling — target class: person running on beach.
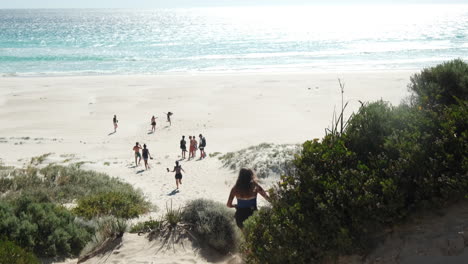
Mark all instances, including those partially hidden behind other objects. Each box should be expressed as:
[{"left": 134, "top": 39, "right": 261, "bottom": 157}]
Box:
[
  {"left": 164, "top": 112, "right": 173, "bottom": 126},
  {"left": 227, "top": 168, "right": 270, "bottom": 229},
  {"left": 180, "top": 136, "right": 187, "bottom": 159},
  {"left": 199, "top": 134, "right": 206, "bottom": 159},
  {"left": 113, "top": 115, "right": 118, "bottom": 132},
  {"left": 167, "top": 161, "right": 185, "bottom": 189},
  {"left": 133, "top": 142, "right": 142, "bottom": 166},
  {"left": 151, "top": 116, "right": 157, "bottom": 132},
  {"left": 142, "top": 144, "right": 152, "bottom": 170}
]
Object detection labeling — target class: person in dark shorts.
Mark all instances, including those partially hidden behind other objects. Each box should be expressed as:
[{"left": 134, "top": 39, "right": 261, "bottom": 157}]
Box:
[
  {"left": 180, "top": 136, "right": 187, "bottom": 159},
  {"left": 113, "top": 115, "right": 118, "bottom": 132},
  {"left": 151, "top": 116, "right": 157, "bottom": 132},
  {"left": 164, "top": 112, "right": 173, "bottom": 126},
  {"left": 226, "top": 168, "right": 270, "bottom": 229},
  {"left": 132, "top": 142, "right": 142, "bottom": 166},
  {"left": 142, "top": 144, "right": 152, "bottom": 170},
  {"left": 198, "top": 134, "right": 206, "bottom": 159},
  {"left": 167, "top": 161, "right": 185, "bottom": 189}
]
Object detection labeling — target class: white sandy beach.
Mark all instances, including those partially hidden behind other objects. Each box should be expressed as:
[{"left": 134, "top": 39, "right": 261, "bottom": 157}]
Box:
[{"left": 0, "top": 71, "right": 414, "bottom": 263}]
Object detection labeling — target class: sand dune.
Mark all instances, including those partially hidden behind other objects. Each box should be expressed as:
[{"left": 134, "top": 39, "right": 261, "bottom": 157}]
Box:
[{"left": 0, "top": 71, "right": 414, "bottom": 263}]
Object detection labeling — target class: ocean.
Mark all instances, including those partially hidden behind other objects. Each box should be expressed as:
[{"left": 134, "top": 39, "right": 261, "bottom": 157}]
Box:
[{"left": 1, "top": 5, "right": 467, "bottom": 76}]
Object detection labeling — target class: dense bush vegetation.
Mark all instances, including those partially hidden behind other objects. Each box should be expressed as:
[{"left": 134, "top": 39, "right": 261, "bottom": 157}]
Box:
[
  {"left": 0, "top": 164, "right": 151, "bottom": 260},
  {"left": 244, "top": 59, "right": 468, "bottom": 263},
  {"left": 0, "top": 240, "right": 40, "bottom": 264},
  {"left": 0, "top": 164, "right": 140, "bottom": 203},
  {"left": 182, "top": 199, "right": 241, "bottom": 254},
  {"left": 0, "top": 198, "right": 92, "bottom": 257},
  {"left": 73, "top": 191, "right": 150, "bottom": 219}
]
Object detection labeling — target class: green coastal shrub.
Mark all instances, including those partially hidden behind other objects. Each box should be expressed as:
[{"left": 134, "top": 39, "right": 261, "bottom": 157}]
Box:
[
  {"left": 244, "top": 60, "right": 468, "bottom": 263},
  {"left": 0, "top": 240, "right": 40, "bottom": 264},
  {"left": 129, "top": 218, "right": 162, "bottom": 234},
  {"left": 182, "top": 199, "right": 241, "bottom": 254},
  {"left": 73, "top": 191, "right": 150, "bottom": 220},
  {"left": 0, "top": 164, "right": 143, "bottom": 204},
  {"left": 0, "top": 199, "right": 92, "bottom": 258}
]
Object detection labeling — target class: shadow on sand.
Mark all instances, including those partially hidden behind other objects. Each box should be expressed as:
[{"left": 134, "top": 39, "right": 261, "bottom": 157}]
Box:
[
  {"left": 168, "top": 189, "right": 179, "bottom": 196},
  {"left": 108, "top": 131, "right": 116, "bottom": 136},
  {"left": 136, "top": 169, "right": 145, "bottom": 174}
]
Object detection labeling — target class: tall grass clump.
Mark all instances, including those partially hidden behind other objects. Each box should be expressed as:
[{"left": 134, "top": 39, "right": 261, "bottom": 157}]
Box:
[
  {"left": 243, "top": 59, "right": 468, "bottom": 263},
  {"left": 79, "top": 216, "right": 127, "bottom": 263},
  {"left": 182, "top": 199, "right": 241, "bottom": 254}
]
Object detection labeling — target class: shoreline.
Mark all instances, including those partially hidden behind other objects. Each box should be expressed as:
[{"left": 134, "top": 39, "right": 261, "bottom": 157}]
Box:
[{"left": 1, "top": 68, "right": 419, "bottom": 79}]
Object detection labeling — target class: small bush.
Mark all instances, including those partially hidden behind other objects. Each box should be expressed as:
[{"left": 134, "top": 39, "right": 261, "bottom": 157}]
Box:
[
  {"left": 181, "top": 199, "right": 241, "bottom": 254},
  {"left": 129, "top": 218, "right": 162, "bottom": 234},
  {"left": 0, "top": 240, "right": 40, "bottom": 264},
  {"left": 219, "top": 143, "right": 300, "bottom": 178},
  {"left": 0, "top": 199, "right": 92, "bottom": 258},
  {"left": 409, "top": 58, "right": 468, "bottom": 109},
  {"left": 73, "top": 191, "right": 150, "bottom": 220}
]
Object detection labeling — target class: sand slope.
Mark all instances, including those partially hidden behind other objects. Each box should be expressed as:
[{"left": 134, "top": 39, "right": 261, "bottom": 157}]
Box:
[{"left": 0, "top": 71, "right": 414, "bottom": 263}]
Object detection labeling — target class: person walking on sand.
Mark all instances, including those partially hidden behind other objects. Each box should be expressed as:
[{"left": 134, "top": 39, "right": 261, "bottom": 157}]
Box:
[
  {"left": 142, "top": 144, "right": 152, "bottom": 170},
  {"left": 113, "top": 115, "right": 118, "bottom": 132},
  {"left": 180, "top": 136, "right": 187, "bottom": 159},
  {"left": 164, "top": 112, "right": 173, "bottom": 126},
  {"left": 199, "top": 134, "right": 206, "bottom": 159},
  {"left": 227, "top": 168, "right": 270, "bottom": 229},
  {"left": 133, "top": 142, "right": 142, "bottom": 166},
  {"left": 151, "top": 116, "right": 157, "bottom": 132},
  {"left": 167, "top": 161, "right": 185, "bottom": 189}
]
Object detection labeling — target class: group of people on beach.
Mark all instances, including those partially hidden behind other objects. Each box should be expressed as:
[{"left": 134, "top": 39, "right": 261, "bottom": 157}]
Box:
[
  {"left": 113, "top": 112, "right": 173, "bottom": 134},
  {"left": 179, "top": 134, "right": 206, "bottom": 160},
  {"left": 117, "top": 115, "right": 267, "bottom": 230}
]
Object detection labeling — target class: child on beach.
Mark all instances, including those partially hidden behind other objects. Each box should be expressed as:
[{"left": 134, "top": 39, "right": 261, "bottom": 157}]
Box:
[
  {"left": 113, "top": 115, "right": 118, "bottom": 132},
  {"left": 180, "top": 136, "right": 187, "bottom": 159},
  {"left": 142, "top": 144, "right": 153, "bottom": 170},
  {"left": 133, "top": 142, "right": 142, "bottom": 166},
  {"left": 227, "top": 168, "right": 270, "bottom": 229},
  {"left": 151, "top": 116, "right": 157, "bottom": 132},
  {"left": 167, "top": 161, "right": 185, "bottom": 189}
]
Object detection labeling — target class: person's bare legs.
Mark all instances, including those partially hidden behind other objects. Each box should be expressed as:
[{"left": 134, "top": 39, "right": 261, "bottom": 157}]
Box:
[{"left": 176, "top": 179, "right": 179, "bottom": 189}]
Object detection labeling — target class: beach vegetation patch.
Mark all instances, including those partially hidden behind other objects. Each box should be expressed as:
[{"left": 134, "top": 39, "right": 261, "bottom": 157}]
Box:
[
  {"left": 181, "top": 199, "right": 241, "bottom": 254},
  {"left": 1, "top": 164, "right": 147, "bottom": 204},
  {"left": 78, "top": 216, "right": 127, "bottom": 263},
  {"left": 73, "top": 191, "right": 150, "bottom": 220},
  {"left": 243, "top": 60, "right": 468, "bottom": 263},
  {"left": 0, "top": 198, "right": 92, "bottom": 258},
  {"left": 219, "top": 143, "right": 300, "bottom": 178},
  {"left": 0, "top": 240, "right": 40, "bottom": 264},
  {"left": 129, "top": 218, "right": 162, "bottom": 234}
]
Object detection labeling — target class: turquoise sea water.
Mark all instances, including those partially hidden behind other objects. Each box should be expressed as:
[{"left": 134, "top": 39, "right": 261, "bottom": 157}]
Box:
[{"left": 1, "top": 5, "right": 468, "bottom": 76}]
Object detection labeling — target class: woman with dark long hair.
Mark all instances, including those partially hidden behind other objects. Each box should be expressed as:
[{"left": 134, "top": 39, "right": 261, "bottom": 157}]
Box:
[{"left": 227, "top": 168, "right": 270, "bottom": 229}]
